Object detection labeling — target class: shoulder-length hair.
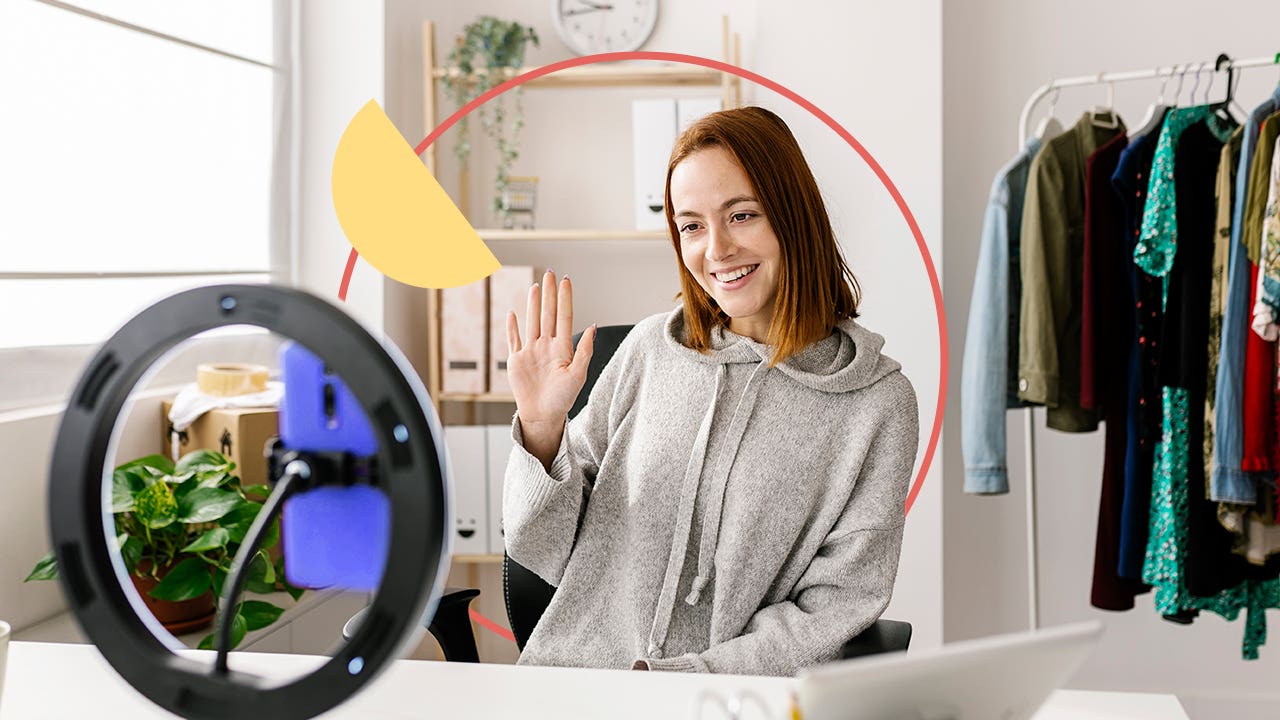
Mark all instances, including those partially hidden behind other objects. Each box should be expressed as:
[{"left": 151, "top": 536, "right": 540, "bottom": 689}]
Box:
[{"left": 664, "top": 106, "right": 861, "bottom": 366}]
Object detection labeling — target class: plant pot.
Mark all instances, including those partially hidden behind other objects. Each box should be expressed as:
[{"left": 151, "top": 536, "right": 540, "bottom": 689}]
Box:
[{"left": 131, "top": 558, "right": 216, "bottom": 635}]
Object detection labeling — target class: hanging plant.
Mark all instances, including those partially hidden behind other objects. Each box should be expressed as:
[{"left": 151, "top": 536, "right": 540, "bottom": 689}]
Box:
[{"left": 441, "top": 16, "right": 540, "bottom": 222}]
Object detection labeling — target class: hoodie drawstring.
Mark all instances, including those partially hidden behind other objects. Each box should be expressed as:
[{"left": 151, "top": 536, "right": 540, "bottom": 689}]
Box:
[
  {"left": 686, "top": 359, "right": 770, "bottom": 605},
  {"left": 647, "top": 357, "right": 771, "bottom": 656},
  {"left": 646, "top": 364, "right": 728, "bottom": 656}
]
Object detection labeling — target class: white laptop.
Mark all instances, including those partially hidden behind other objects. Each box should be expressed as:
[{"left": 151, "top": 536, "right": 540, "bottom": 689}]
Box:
[{"left": 796, "top": 621, "right": 1103, "bottom": 720}]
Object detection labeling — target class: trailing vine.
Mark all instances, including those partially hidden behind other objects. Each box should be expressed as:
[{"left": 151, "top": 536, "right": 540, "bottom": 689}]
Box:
[{"left": 441, "top": 16, "right": 540, "bottom": 221}]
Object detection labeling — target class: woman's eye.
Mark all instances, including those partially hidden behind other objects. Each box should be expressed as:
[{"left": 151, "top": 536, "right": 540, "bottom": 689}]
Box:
[
  {"left": 730, "top": 212, "right": 754, "bottom": 223},
  {"left": 679, "top": 222, "right": 701, "bottom": 234}
]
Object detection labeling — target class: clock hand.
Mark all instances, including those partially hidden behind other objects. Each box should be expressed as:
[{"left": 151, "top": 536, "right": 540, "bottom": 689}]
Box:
[{"left": 563, "top": 4, "right": 613, "bottom": 17}]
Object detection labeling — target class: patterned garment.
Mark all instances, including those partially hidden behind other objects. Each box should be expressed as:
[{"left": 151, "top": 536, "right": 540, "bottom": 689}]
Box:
[
  {"left": 1144, "top": 388, "right": 1280, "bottom": 659},
  {"left": 1135, "top": 107, "right": 1236, "bottom": 308},
  {"left": 1257, "top": 136, "right": 1280, "bottom": 329}
]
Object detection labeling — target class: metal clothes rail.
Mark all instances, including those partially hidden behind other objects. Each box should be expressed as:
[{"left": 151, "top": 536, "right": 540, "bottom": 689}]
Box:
[{"left": 1013, "top": 53, "right": 1280, "bottom": 630}]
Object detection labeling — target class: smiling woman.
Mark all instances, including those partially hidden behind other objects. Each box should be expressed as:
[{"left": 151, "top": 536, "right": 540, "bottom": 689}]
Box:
[
  {"left": 666, "top": 106, "right": 863, "bottom": 362},
  {"left": 499, "top": 106, "right": 918, "bottom": 676}
]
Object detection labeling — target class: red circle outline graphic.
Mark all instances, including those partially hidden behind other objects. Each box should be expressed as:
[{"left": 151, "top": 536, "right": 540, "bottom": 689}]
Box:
[{"left": 336, "top": 51, "right": 946, "bottom": 518}]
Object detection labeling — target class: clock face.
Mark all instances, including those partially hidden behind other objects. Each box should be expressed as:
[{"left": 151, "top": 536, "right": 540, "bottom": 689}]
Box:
[{"left": 552, "top": 0, "right": 659, "bottom": 56}]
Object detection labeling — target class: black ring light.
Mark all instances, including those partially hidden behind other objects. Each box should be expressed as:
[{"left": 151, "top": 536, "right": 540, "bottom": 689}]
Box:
[{"left": 48, "top": 284, "right": 449, "bottom": 720}]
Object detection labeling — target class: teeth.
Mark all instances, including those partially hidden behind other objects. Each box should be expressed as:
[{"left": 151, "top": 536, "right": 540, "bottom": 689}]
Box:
[{"left": 715, "top": 265, "right": 757, "bottom": 282}]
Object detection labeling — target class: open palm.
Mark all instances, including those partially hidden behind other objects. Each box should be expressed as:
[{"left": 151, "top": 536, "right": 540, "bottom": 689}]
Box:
[{"left": 506, "top": 270, "right": 597, "bottom": 427}]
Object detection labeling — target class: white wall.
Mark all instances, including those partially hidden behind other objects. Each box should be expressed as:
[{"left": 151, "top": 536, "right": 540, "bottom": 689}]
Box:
[
  {"left": 942, "top": 0, "right": 1280, "bottom": 713},
  {"left": 296, "top": 0, "right": 386, "bottom": 332},
  {"left": 383, "top": 0, "right": 945, "bottom": 654}
]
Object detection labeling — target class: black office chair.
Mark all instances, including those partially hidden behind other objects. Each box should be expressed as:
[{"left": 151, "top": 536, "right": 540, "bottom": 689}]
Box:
[{"left": 345, "top": 324, "right": 912, "bottom": 662}]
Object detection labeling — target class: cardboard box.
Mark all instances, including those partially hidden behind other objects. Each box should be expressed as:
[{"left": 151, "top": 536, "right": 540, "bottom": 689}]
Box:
[
  {"left": 486, "top": 424, "right": 515, "bottom": 555},
  {"left": 161, "top": 401, "right": 278, "bottom": 490},
  {"left": 441, "top": 279, "right": 488, "bottom": 394},
  {"left": 445, "top": 425, "right": 488, "bottom": 555},
  {"left": 488, "top": 265, "right": 535, "bottom": 395}
]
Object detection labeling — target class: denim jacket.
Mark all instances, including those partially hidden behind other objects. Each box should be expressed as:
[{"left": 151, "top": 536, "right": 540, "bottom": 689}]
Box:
[
  {"left": 1212, "top": 88, "right": 1280, "bottom": 504},
  {"left": 962, "top": 138, "right": 1040, "bottom": 494}
]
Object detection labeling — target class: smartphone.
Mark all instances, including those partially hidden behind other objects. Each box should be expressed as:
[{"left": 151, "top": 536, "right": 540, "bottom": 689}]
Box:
[{"left": 277, "top": 341, "right": 389, "bottom": 591}]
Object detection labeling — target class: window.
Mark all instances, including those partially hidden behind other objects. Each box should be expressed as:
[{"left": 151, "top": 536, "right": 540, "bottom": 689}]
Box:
[{"left": 0, "top": 0, "right": 290, "bottom": 408}]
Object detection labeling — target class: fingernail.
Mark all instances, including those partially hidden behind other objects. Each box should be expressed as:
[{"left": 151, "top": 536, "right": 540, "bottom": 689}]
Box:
[
  {"left": 562, "top": 274, "right": 570, "bottom": 281},
  {"left": 545, "top": 267, "right": 554, "bottom": 274}
]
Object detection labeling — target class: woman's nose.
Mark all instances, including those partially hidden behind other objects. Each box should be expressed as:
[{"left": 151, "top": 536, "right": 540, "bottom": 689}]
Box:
[{"left": 706, "top": 223, "right": 734, "bottom": 261}]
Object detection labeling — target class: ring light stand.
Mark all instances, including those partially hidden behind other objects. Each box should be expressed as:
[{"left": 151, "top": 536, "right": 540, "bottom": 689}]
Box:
[{"left": 47, "top": 284, "right": 451, "bottom": 720}]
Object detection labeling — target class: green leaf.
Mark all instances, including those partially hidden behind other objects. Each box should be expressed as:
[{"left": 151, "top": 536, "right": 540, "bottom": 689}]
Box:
[
  {"left": 257, "top": 550, "right": 276, "bottom": 585},
  {"left": 259, "top": 517, "right": 280, "bottom": 551},
  {"left": 222, "top": 502, "right": 263, "bottom": 543},
  {"left": 196, "top": 611, "right": 247, "bottom": 651},
  {"left": 211, "top": 565, "right": 227, "bottom": 599},
  {"left": 172, "top": 472, "right": 202, "bottom": 506},
  {"left": 243, "top": 554, "right": 276, "bottom": 595},
  {"left": 116, "top": 454, "right": 175, "bottom": 476},
  {"left": 147, "top": 557, "right": 211, "bottom": 602},
  {"left": 132, "top": 480, "right": 179, "bottom": 529},
  {"left": 181, "top": 527, "right": 231, "bottom": 554},
  {"left": 239, "top": 600, "right": 285, "bottom": 632},
  {"left": 117, "top": 533, "right": 142, "bottom": 573},
  {"left": 175, "top": 450, "right": 231, "bottom": 475},
  {"left": 177, "top": 488, "right": 243, "bottom": 524},
  {"left": 110, "top": 468, "right": 145, "bottom": 512},
  {"left": 25, "top": 551, "right": 58, "bottom": 582},
  {"left": 276, "top": 557, "right": 305, "bottom": 601}
]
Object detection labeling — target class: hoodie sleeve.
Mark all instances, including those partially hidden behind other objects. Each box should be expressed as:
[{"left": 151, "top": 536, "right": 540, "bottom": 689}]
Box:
[
  {"left": 502, "top": 327, "right": 639, "bottom": 587},
  {"left": 639, "top": 378, "right": 919, "bottom": 675}
]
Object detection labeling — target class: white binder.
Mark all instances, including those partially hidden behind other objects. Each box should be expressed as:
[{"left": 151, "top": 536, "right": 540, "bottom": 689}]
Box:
[{"left": 444, "top": 425, "right": 488, "bottom": 555}]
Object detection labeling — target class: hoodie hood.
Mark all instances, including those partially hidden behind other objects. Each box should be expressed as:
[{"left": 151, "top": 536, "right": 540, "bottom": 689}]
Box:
[
  {"left": 643, "top": 307, "right": 902, "bottom": 658},
  {"left": 662, "top": 306, "right": 902, "bottom": 392}
]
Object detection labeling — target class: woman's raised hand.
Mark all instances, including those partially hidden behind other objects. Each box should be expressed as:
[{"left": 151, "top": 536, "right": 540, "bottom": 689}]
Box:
[{"left": 506, "top": 270, "right": 597, "bottom": 444}]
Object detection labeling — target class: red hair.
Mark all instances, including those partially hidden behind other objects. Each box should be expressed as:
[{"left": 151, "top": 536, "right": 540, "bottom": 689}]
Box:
[{"left": 665, "top": 106, "right": 861, "bottom": 365}]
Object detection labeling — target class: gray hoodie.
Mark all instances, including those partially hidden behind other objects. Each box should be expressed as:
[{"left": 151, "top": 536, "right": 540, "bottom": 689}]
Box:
[{"left": 503, "top": 306, "right": 918, "bottom": 676}]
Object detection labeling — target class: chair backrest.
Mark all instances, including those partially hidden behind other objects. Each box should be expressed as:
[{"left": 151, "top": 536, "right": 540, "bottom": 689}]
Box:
[{"left": 504, "top": 324, "right": 634, "bottom": 650}]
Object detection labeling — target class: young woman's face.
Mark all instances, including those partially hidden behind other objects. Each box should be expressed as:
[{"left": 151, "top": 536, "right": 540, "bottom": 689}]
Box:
[{"left": 670, "top": 146, "right": 782, "bottom": 343}]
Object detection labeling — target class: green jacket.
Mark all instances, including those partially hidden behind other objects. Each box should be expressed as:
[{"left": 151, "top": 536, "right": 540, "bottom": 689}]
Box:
[
  {"left": 1018, "top": 113, "right": 1126, "bottom": 432},
  {"left": 1244, "top": 112, "right": 1280, "bottom": 264}
]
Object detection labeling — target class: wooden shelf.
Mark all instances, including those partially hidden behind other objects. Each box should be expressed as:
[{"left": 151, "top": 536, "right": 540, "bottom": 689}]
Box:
[
  {"left": 452, "top": 553, "right": 504, "bottom": 564},
  {"left": 431, "top": 63, "right": 727, "bottom": 88},
  {"left": 478, "top": 228, "right": 668, "bottom": 241},
  {"left": 438, "top": 392, "right": 516, "bottom": 404}
]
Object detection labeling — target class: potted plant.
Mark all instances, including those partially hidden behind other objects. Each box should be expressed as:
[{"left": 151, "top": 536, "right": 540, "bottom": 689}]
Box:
[
  {"left": 26, "top": 450, "right": 303, "bottom": 650},
  {"left": 441, "top": 15, "right": 540, "bottom": 223}
]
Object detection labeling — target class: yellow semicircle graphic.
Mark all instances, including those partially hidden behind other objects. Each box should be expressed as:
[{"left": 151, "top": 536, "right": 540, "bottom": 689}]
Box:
[{"left": 332, "top": 100, "right": 500, "bottom": 289}]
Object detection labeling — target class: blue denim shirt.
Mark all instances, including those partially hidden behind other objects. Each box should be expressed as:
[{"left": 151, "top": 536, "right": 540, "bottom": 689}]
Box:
[
  {"left": 1211, "top": 87, "right": 1280, "bottom": 504},
  {"left": 962, "top": 138, "right": 1041, "bottom": 494}
]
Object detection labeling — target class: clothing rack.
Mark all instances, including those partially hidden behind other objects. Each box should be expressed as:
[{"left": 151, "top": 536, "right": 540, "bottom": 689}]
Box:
[{"left": 1013, "top": 53, "right": 1280, "bottom": 631}]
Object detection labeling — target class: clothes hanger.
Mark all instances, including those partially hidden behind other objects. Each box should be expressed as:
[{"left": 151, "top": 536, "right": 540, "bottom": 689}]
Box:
[
  {"left": 1210, "top": 53, "right": 1241, "bottom": 124},
  {"left": 1034, "top": 84, "right": 1063, "bottom": 141},
  {"left": 1188, "top": 60, "right": 1205, "bottom": 108},
  {"left": 1090, "top": 72, "right": 1120, "bottom": 129},
  {"left": 1170, "top": 62, "right": 1188, "bottom": 107},
  {"left": 1135, "top": 65, "right": 1173, "bottom": 138}
]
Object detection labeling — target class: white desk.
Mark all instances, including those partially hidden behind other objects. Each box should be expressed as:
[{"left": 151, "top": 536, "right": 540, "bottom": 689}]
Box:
[{"left": 0, "top": 641, "right": 1187, "bottom": 719}]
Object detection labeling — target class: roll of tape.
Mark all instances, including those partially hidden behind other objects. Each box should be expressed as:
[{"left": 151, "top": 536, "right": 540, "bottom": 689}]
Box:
[{"left": 196, "top": 363, "right": 269, "bottom": 397}]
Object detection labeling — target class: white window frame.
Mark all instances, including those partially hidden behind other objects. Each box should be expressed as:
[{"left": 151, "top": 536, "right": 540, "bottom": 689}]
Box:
[{"left": 1, "top": 0, "right": 299, "bottom": 415}]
